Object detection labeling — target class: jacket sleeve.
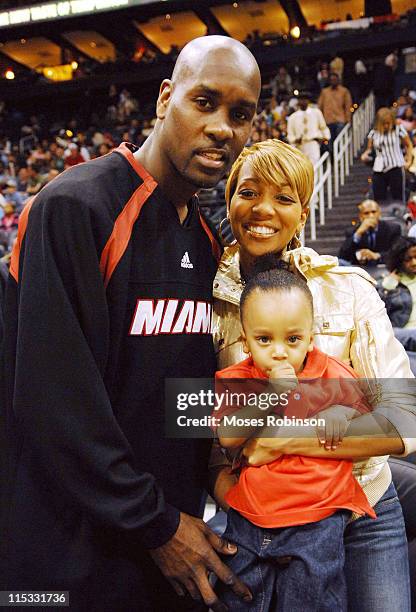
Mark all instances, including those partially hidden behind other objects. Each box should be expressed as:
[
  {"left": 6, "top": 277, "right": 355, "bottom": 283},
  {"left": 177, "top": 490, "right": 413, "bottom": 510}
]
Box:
[
  {"left": 287, "top": 117, "right": 297, "bottom": 145},
  {"left": 344, "top": 88, "right": 353, "bottom": 122},
  {"left": 338, "top": 228, "right": 358, "bottom": 262},
  {"left": 8, "top": 192, "right": 180, "bottom": 549},
  {"left": 378, "top": 223, "right": 401, "bottom": 263},
  {"left": 349, "top": 274, "right": 416, "bottom": 455},
  {"left": 317, "top": 110, "right": 330, "bottom": 141}
]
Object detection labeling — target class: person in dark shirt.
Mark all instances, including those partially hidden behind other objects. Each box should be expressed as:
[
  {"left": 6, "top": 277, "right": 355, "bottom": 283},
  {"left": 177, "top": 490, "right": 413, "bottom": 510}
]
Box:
[
  {"left": 1, "top": 36, "right": 261, "bottom": 611},
  {"left": 338, "top": 199, "right": 401, "bottom": 267}
]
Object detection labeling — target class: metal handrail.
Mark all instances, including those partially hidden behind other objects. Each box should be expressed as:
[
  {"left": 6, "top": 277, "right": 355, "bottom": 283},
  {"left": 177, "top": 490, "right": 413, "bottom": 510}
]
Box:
[
  {"left": 308, "top": 152, "right": 332, "bottom": 241},
  {"left": 307, "top": 92, "right": 375, "bottom": 241}
]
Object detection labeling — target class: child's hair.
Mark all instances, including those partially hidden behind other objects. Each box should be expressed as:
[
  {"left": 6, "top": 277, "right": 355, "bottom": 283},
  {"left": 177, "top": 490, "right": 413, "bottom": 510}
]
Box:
[
  {"left": 240, "top": 254, "right": 314, "bottom": 322},
  {"left": 225, "top": 138, "right": 314, "bottom": 212}
]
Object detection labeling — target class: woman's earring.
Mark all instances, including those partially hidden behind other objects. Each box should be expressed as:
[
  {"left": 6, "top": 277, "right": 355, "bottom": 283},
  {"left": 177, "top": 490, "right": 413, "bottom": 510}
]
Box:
[
  {"left": 219, "top": 216, "right": 237, "bottom": 247},
  {"left": 288, "top": 230, "right": 302, "bottom": 251}
]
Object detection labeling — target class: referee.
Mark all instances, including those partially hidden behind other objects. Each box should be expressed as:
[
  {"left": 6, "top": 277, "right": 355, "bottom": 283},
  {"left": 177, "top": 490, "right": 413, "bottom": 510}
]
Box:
[{"left": 361, "top": 106, "right": 413, "bottom": 204}]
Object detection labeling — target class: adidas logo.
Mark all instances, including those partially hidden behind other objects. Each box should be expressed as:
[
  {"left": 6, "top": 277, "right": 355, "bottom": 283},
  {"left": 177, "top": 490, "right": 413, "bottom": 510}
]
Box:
[{"left": 181, "top": 251, "right": 194, "bottom": 269}]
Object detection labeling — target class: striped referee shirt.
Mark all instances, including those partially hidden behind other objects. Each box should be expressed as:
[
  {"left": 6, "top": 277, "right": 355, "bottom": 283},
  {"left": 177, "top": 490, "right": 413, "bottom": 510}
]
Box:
[{"left": 368, "top": 124, "right": 407, "bottom": 173}]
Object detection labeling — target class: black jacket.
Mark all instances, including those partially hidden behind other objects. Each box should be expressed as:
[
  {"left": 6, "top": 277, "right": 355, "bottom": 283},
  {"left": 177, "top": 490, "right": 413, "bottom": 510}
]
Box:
[
  {"left": 1, "top": 143, "right": 221, "bottom": 610},
  {"left": 377, "top": 278, "right": 413, "bottom": 328},
  {"left": 338, "top": 220, "right": 401, "bottom": 265},
  {"left": 0, "top": 260, "right": 7, "bottom": 346}
]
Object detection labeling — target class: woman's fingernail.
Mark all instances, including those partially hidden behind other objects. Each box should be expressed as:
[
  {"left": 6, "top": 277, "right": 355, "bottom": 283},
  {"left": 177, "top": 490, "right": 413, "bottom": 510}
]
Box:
[{"left": 227, "top": 542, "right": 237, "bottom": 552}]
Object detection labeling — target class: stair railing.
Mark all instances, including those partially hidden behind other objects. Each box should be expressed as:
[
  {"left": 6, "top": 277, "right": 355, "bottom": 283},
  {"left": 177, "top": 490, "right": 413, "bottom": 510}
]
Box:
[
  {"left": 352, "top": 92, "right": 375, "bottom": 158},
  {"left": 333, "top": 123, "right": 353, "bottom": 198},
  {"left": 333, "top": 92, "right": 375, "bottom": 198},
  {"left": 309, "top": 152, "right": 332, "bottom": 240},
  {"left": 305, "top": 92, "right": 375, "bottom": 242}
]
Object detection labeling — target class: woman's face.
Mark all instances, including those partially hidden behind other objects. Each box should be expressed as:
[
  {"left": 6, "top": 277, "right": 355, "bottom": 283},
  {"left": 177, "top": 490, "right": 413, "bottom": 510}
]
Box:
[
  {"left": 402, "top": 246, "right": 416, "bottom": 276},
  {"left": 229, "top": 160, "right": 307, "bottom": 262},
  {"left": 382, "top": 117, "right": 394, "bottom": 132}
]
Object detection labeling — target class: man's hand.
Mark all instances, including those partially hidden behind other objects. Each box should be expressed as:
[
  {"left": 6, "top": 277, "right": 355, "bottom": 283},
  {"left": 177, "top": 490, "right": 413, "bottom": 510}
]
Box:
[
  {"left": 356, "top": 248, "right": 380, "bottom": 263},
  {"left": 355, "top": 217, "right": 377, "bottom": 236},
  {"left": 315, "top": 404, "right": 359, "bottom": 450},
  {"left": 149, "top": 512, "right": 252, "bottom": 611}
]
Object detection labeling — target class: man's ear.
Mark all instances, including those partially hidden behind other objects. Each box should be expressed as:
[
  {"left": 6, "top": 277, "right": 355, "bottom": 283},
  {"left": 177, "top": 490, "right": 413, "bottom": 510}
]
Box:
[{"left": 156, "top": 79, "right": 173, "bottom": 120}]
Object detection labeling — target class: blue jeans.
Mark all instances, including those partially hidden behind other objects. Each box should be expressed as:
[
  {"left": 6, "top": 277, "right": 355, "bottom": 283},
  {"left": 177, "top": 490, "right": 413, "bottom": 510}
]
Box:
[
  {"left": 394, "top": 327, "right": 416, "bottom": 353},
  {"left": 217, "top": 508, "right": 349, "bottom": 611},
  {"left": 344, "top": 482, "right": 410, "bottom": 612}
]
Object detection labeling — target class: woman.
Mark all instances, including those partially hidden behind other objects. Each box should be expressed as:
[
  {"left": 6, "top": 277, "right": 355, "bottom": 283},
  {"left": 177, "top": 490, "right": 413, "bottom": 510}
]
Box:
[
  {"left": 361, "top": 107, "right": 413, "bottom": 204},
  {"left": 398, "top": 107, "right": 416, "bottom": 135},
  {"left": 210, "top": 139, "right": 416, "bottom": 611}
]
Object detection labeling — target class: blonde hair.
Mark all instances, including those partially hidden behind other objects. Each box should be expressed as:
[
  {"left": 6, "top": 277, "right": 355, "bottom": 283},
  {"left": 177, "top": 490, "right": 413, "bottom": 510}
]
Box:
[
  {"left": 225, "top": 139, "right": 314, "bottom": 212},
  {"left": 374, "top": 107, "right": 396, "bottom": 133}
]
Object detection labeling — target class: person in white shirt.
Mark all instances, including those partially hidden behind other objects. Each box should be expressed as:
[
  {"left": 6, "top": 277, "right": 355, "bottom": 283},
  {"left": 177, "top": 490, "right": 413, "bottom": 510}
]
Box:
[{"left": 287, "top": 92, "right": 330, "bottom": 166}]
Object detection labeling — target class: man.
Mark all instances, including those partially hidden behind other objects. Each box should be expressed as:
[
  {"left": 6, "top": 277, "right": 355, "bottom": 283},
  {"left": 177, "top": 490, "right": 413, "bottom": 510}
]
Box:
[
  {"left": 1, "top": 36, "right": 261, "bottom": 611},
  {"left": 338, "top": 199, "right": 401, "bottom": 266},
  {"left": 287, "top": 92, "right": 330, "bottom": 166},
  {"left": 318, "top": 72, "right": 352, "bottom": 144},
  {"left": 329, "top": 53, "right": 344, "bottom": 82}
]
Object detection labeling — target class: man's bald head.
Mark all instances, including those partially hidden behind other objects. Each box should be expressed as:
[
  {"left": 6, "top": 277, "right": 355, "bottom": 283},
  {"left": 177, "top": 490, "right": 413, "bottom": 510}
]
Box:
[
  {"left": 171, "top": 35, "right": 261, "bottom": 94},
  {"left": 358, "top": 199, "right": 381, "bottom": 224},
  {"left": 144, "top": 35, "right": 261, "bottom": 199},
  {"left": 358, "top": 199, "right": 380, "bottom": 214}
]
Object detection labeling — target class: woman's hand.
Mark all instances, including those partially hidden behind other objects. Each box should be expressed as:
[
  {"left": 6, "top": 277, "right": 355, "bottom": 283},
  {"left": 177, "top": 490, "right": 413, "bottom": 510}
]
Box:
[
  {"left": 243, "top": 436, "right": 285, "bottom": 466},
  {"left": 360, "top": 150, "right": 372, "bottom": 163}
]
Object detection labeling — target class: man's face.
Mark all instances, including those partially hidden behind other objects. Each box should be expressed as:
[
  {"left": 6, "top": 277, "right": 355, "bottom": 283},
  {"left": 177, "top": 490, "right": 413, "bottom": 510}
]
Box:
[
  {"left": 329, "top": 74, "right": 339, "bottom": 88},
  {"left": 359, "top": 202, "right": 381, "bottom": 225},
  {"left": 298, "top": 97, "right": 309, "bottom": 111},
  {"left": 157, "top": 58, "right": 259, "bottom": 190}
]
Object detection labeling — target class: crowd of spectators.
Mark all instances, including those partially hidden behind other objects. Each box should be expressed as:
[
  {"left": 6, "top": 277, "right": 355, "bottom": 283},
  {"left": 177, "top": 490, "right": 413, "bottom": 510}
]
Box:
[
  {"left": 1, "top": 43, "right": 415, "bottom": 260},
  {"left": 0, "top": 84, "right": 156, "bottom": 257}
]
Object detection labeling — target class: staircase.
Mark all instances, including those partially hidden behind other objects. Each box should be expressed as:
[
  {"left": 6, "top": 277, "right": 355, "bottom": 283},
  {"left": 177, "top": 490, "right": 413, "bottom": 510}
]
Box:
[{"left": 304, "top": 161, "right": 372, "bottom": 257}]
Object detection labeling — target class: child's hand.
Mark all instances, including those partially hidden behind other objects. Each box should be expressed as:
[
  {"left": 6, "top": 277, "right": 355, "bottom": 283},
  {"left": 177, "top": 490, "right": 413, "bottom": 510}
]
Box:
[
  {"left": 268, "top": 362, "right": 298, "bottom": 394},
  {"left": 315, "top": 404, "right": 358, "bottom": 450}
]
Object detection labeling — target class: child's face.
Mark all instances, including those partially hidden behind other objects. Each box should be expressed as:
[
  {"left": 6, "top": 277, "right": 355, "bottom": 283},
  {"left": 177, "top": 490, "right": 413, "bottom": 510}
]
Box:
[{"left": 242, "top": 288, "right": 314, "bottom": 376}]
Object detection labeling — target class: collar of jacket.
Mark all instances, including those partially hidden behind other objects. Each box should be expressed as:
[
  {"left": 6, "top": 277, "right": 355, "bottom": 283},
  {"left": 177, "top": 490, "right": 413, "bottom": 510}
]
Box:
[{"left": 213, "top": 244, "right": 375, "bottom": 305}]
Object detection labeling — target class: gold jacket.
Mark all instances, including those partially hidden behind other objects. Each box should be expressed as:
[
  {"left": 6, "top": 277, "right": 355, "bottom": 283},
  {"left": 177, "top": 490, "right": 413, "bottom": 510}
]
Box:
[{"left": 212, "top": 245, "right": 416, "bottom": 509}]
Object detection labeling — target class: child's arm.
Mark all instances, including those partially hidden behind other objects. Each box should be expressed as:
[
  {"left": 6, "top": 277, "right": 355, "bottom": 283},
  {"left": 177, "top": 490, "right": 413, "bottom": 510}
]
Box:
[
  {"left": 314, "top": 377, "right": 372, "bottom": 450},
  {"left": 217, "top": 362, "right": 298, "bottom": 449},
  {"left": 314, "top": 404, "right": 359, "bottom": 450}
]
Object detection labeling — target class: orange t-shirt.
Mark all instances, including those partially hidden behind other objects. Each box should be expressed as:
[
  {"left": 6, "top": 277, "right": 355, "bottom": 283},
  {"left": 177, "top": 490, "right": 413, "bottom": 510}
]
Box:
[{"left": 215, "top": 347, "right": 376, "bottom": 528}]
